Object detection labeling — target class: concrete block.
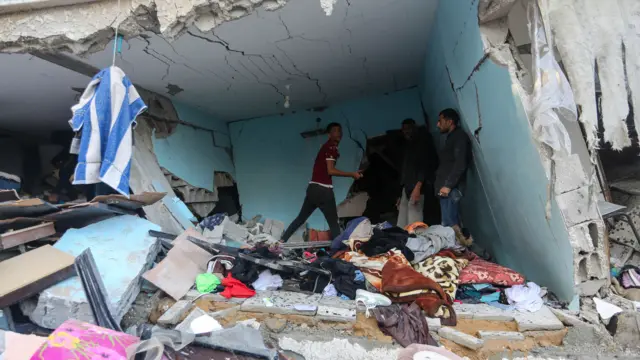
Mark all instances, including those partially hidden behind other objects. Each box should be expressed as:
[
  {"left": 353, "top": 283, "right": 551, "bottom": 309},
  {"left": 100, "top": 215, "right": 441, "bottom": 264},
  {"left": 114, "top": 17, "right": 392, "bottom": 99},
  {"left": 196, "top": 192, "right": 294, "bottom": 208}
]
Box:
[
  {"left": 477, "top": 331, "right": 525, "bottom": 341},
  {"left": 574, "top": 252, "right": 607, "bottom": 284},
  {"left": 567, "top": 220, "right": 605, "bottom": 253},
  {"left": 241, "top": 291, "right": 321, "bottom": 316},
  {"left": 265, "top": 318, "right": 287, "bottom": 333},
  {"left": 264, "top": 219, "right": 285, "bottom": 240},
  {"left": 549, "top": 308, "right": 586, "bottom": 327},
  {"left": 575, "top": 279, "right": 607, "bottom": 296},
  {"left": 183, "top": 290, "right": 247, "bottom": 304},
  {"left": 554, "top": 154, "right": 589, "bottom": 194},
  {"left": 555, "top": 187, "right": 599, "bottom": 227},
  {"left": 24, "top": 216, "right": 160, "bottom": 329},
  {"left": 316, "top": 305, "right": 356, "bottom": 323},
  {"left": 318, "top": 296, "right": 356, "bottom": 310},
  {"left": 514, "top": 306, "right": 564, "bottom": 331},
  {"left": 426, "top": 317, "right": 441, "bottom": 331},
  {"left": 438, "top": 327, "right": 484, "bottom": 350},
  {"left": 453, "top": 303, "right": 515, "bottom": 321},
  {"left": 221, "top": 216, "right": 249, "bottom": 244},
  {"left": 175, "top": 307, "right": 208, "bottom": 333},
  {"left": 157, "top": 300, "right": 193, "bottom": 325}
]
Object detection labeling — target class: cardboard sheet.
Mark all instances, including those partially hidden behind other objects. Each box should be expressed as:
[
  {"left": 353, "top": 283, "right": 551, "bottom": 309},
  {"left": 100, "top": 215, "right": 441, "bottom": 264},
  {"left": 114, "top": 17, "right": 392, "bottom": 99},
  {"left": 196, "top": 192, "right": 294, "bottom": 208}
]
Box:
[
  {"left": 143, "top": 228, "right": 213, "bottom": 300},
  {"left": 0, "top": 245, "right": 75, "bottom": 308}
]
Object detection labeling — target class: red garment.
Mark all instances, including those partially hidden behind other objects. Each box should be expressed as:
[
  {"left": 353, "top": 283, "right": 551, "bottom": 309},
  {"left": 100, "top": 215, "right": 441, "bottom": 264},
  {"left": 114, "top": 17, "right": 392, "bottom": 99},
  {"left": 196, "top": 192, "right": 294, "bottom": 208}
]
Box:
[
  {"left": 220, "top": 274, "right": 256, "bottom": 299},
  {"left": 458, "top": 258, "right": 525, "bottom": 286},
  {"left": 310, "top": 141, "right": 339, "bottom": 187}
]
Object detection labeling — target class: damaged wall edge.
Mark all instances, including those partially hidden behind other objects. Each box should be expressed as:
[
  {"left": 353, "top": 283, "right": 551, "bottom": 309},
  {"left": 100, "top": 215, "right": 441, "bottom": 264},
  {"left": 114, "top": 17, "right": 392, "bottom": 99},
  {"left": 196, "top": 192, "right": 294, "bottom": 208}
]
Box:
[{"left": 0, "top": 0, "right": 290, "bottom": 55}]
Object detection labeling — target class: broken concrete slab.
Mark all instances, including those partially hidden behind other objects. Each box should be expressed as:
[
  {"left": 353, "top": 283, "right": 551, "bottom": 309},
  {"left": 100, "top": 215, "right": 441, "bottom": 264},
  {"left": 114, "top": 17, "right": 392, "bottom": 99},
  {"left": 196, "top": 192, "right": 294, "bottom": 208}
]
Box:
[
  {"left": 514, "top": 306, "right": 564, "bottom": 331},
  {"left": 263, "top": 218, "right": 284, "bottom": 240},
  {"left": 549, "top": 307, "right": 586, "bottom": 327},
  {"left": 575, "top": 279, "right": 608, "bottom": 296},
  {"left": 438, "top": 327, "right": 484, "bottom": 350},
  {"left": 265, "top": 318, "right": 287, "bottom": 333},
  {"left": 157, "top": 299, "right": 193, "bottom": 325},
  {"left": 318, "top": 296, "right": 356, "bottom": 310},
  {"left": 183, "top": 290, "right": 247, "bottom": 305},
  {"left": 453, "top": 303, "right": 516, "bottom": 321},
  {"left": 221, "top": 216, "right": 249, "bottom": 245},
  {"left": 23, "top": 215, "right": 161, "bottom": 329},
  {"left": 426, "top": 317, "right": 442, "bottom": 331},
  {"left": 240, "top": 291, "right": 321, "bottom": 316},
  {"left": 477, "top": 330, "right": 525, "bottom": 341},
  {"left": 316, "top": 305, "right": 356, "bottom": 323}
]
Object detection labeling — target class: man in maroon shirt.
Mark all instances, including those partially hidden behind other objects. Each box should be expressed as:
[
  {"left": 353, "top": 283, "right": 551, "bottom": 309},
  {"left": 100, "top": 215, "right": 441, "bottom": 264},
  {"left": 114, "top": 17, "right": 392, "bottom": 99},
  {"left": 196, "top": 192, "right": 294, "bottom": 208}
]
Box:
[{"left": 281, "top": 123, "right": 363, "bottom": 242}]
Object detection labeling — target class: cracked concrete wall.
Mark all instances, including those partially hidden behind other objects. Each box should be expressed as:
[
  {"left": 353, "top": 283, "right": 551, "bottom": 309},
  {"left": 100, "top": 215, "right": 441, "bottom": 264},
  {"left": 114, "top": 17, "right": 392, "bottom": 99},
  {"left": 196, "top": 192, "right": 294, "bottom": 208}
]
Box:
[
  {"left": 229, "top": 88, "right": 423, "bottom": 229},
  {"left": 420, "top": 0, "right": 575, "bottom": 300},
  {"left": 0, "top": 0, "right": 288, "bottom": 55},
  {"left": 152, "top": 100, "right": 234, "bottom": 191}
]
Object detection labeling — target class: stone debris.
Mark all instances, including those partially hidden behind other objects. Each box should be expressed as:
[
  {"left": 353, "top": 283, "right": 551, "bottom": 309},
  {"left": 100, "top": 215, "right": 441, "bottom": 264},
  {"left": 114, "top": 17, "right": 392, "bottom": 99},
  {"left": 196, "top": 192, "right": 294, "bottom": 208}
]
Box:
[
  {"left": 426, "top": 317, "right": 442, "bottom": 331},
  {"left": 453, "top": 303, "right": 516, "bottom": 321},
  {"left": 265, "top": 318, "right": 287, "bottom": 333},
  {"left": 241, "top": 291, "right": 321, "bottom": 316},
  {"left": 175, "top": 307, "right": 208, "bottom": 333},
  {"left": 477, "top": 330, "right": 525, "bottom": 341},
  {"left": 263, "top": 218, "right": 285, "bottom": 239},
  {"left": 157, "top": 299, "right": 193, "bottom": 325},
  {"left": 316, "top": 305, "right": 357, "bottom": 323},
  {"left": 514, "top": 306, "right": 564, "bottom": 331},
  {"left": 23, "top": 216, "right": 161, "bottom": 329},
  {"left": 438, "top": 326, "right": 485, "bottom": 350}
]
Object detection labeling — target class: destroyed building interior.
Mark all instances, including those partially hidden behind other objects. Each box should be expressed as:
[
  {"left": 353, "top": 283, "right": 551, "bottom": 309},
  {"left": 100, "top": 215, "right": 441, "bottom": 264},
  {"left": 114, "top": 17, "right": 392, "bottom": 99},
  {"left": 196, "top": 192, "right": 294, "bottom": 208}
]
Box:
[{"left": 1, "top": 0, "right": 640, "bottom": 359}]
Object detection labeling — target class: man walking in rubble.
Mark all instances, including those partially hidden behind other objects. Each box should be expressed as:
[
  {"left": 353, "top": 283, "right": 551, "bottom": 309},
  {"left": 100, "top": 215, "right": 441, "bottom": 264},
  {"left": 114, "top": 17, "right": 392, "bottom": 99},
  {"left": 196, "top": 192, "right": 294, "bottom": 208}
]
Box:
[
  {"left": 397, "top": 118, "right": 429, "bottom": 228},
  {"left": 280, "top": 123, "right": 363, "bottom": 242},
  {"left": 435, "top": 108, "right": 472, "bottom": 246}
]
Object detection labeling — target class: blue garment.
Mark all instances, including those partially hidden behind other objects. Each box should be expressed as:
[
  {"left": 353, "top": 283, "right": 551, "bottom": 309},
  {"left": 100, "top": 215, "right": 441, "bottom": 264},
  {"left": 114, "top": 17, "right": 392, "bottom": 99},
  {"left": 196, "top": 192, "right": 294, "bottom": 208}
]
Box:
[
  {"left": 338, "top": 294, "right": 350, "bottom": 301},
  {"left": 331, "top": 216, "right": 368, "bottom": 250},
  {"left": 200, "top": 213, "right": 227, "bottom": 230},
  {"left": 70, "top": 66, "right": 147, "bottom": 196},
  {"left": 354, "top": 270, "right": 365, "bottom": 283},
  {"left": 374, "top": 221, "right": 393, "bottom": 230},
  {"left": 440, "top": 188, "right": 462, "bottom": 227}
]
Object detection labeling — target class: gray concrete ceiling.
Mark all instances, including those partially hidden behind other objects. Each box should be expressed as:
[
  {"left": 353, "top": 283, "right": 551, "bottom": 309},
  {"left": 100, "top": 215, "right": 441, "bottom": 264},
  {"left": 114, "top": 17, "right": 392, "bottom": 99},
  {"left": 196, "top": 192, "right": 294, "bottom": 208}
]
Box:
[
  {"left": 75, "top": 0, "right": 438, "bottom": 121},
  {"left": 0, "top": 0, "right": 437, "bottom": 133}
]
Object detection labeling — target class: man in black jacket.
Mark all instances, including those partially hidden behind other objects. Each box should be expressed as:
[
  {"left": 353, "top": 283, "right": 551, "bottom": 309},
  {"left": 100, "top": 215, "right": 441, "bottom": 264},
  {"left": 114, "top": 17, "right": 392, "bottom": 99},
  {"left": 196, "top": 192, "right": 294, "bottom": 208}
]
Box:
[{"left": 435, "top": 108, "right": 472, "bottom": 245}]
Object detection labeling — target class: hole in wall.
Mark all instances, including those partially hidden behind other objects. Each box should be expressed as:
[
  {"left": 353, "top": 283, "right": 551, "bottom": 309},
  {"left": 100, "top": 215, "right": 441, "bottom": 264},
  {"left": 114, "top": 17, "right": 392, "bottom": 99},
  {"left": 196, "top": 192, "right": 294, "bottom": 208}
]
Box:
[
  {"left": 589, "top": 253, "right": 602, "bottom": 278},
  {"left": 588, "top": 222, "right": 599, "bottom": 250},
  {"left": 577, "top": 257, "right": 588, "bottom": 281}
]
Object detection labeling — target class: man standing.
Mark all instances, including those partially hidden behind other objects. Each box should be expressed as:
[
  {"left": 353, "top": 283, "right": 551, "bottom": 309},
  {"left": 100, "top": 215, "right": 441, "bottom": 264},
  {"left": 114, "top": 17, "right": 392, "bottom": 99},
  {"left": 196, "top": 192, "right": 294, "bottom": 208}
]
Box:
[
  {"left": 280, "top": 123, "right": 363, "bottom": 242},
  {"left": 435, "top": 109, "right": 472, "bottom": 245},
  {"left": 397, "top": 118, "right": 428, "bottom": 228}
]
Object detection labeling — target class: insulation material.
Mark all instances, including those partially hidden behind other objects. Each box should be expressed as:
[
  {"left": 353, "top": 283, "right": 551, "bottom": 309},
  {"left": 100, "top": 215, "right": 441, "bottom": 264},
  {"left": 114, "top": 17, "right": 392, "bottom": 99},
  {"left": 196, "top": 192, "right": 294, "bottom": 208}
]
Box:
[
  {"left": 548, "top": 0, "right": 632, "bottom": 150},
  {"left": 528, "top": 2, "right": 577, "bottom": 158}
]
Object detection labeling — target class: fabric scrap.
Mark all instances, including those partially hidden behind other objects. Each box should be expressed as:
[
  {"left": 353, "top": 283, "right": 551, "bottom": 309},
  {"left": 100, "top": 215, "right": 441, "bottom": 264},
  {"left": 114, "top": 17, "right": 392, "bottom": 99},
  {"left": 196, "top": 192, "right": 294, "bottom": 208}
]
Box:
[
  {"left": 323, "top": 284, "right": 338, "bottom": 297},
  {"left": 397, "top": 344, "right": 464, "bottom": 360},
  {"left": 459, "top": 258, "right": 526, "bottom": 286},
  {"left": 360, "top": 226, "right": 415, "bottom": 261},
  {"left": 371, "top": 303, "right": 437, "bottom": 347},
  {"left": 413, "top": 255, "right": 468, "bottom": 301},
  {"left": 220, "top": 274, "right": 256, "bottom": 299},
  {"left": 505, "top": 282, "right": 543, "bottom": 312},
  {"left": 70, "top": 66, "right": 147, "bottom": 196},
  {"left": 251, "top": 270, "right": 283, "bottom": 291},
  {"left": 196, "top": 273, "right": 221, "bottom": 294}
]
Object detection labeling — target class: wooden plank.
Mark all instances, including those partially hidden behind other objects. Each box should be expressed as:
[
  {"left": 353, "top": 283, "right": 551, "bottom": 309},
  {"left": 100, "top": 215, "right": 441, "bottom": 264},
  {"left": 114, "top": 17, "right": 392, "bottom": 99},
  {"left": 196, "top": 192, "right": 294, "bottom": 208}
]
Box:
[
  {"left": 0, "top": 222, "right": 55, "bottom": 250},
  {"left": 130, "top": 118, "right": 185, "bottom": 234},
  {"left": 0, "top": 190, "right": 19, "bottom": 203},
  {"left": 0, "top": 245, "right": 76, "bottom": 308},
  {"left": 0, "top": 199, "right": 59, "bottom": 220}
]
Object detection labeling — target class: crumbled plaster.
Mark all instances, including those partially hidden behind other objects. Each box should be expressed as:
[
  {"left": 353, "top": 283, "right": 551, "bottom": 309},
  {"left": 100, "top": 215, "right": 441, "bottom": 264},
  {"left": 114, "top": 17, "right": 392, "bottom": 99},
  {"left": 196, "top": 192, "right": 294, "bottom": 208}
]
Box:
[
  {"left": 478, "top": 0, "right": 518, "bottom": 24},
  {"left": 0, "top": 0, "right": 288, "bottom": 55},
  {"left": 319, "top": 0, "right": 338, "bottom": 16}
]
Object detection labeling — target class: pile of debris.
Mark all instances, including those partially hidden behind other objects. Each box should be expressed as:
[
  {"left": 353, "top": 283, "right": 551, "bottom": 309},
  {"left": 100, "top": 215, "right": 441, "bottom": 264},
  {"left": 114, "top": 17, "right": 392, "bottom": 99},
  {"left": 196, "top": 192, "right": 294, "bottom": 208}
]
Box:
[{"left": 3, "top": 196, "right": 638, "bottom": 359}]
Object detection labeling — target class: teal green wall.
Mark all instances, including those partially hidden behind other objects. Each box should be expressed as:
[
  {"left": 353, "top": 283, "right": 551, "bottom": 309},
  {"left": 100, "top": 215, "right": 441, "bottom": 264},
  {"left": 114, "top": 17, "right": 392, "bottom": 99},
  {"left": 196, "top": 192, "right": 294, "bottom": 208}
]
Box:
[
  {"left": 421, "top": 0, "right": 574, "bottom": 300},
  {"left": 152, "top": 102, "right": 234, "bottom": 191},
  {"left": 229, "top": 88, "right": 423, "bottom": 229}
]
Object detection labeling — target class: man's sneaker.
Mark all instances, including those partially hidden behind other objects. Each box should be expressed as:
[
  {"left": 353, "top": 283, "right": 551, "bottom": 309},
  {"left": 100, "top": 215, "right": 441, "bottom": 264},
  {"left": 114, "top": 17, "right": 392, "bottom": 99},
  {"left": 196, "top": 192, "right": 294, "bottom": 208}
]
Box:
[{"left": 355, "top": 289, "right": 392, "bottom": 317}]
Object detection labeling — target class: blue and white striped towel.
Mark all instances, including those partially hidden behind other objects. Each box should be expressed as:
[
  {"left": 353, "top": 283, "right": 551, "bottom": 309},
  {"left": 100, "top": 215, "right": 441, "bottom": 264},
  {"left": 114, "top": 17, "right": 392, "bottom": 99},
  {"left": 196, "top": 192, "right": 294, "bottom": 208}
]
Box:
[{"left": 69, "top": 66, "right": 147, "bottom": 197}]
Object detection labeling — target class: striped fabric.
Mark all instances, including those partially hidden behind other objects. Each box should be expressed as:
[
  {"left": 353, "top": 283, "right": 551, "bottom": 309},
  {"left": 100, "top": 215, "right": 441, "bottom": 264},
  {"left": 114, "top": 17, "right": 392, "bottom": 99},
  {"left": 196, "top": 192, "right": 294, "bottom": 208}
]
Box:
[{"left": 69, "top": 66, "right": 147, "bottom": 197}]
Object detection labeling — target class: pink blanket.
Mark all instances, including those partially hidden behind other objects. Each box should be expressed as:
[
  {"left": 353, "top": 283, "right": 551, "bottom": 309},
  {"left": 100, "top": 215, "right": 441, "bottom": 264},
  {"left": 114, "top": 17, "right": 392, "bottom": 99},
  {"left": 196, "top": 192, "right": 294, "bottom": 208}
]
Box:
[{"left": 30, "top": 319, "right": 139, "bottom": 360}]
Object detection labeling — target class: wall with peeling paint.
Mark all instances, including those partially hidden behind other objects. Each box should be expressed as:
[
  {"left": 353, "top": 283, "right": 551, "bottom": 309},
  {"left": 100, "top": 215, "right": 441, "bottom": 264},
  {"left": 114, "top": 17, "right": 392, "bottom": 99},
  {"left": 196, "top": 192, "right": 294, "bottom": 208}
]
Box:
[
  {"left": 229, "top": 88, "right": 423, "bottom": 229},
  {"left": 152, "top": 101, "right": 234, "bottom": 191},
  {"left": 420, "top": 0, "right": 574, "bottom": 300}
]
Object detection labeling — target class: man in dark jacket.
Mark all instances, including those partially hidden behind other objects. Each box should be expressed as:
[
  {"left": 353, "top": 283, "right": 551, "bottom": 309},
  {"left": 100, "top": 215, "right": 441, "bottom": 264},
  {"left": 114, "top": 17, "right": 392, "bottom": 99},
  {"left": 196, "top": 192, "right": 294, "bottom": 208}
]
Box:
[
  {"left": 435, "top": 108, "right": 472, "bottom": 245},
  {"left": 397, "top": 118, "right": 428, "bottom": 228}
]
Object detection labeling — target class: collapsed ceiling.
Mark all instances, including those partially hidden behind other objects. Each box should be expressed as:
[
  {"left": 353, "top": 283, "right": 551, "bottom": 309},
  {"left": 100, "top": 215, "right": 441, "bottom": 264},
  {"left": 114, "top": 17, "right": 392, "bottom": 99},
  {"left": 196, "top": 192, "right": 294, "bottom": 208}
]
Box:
[
  {"left": 73, "top": 0, "right": 437, "bottom": 121},
  {"left": 0, "top": 0, "right": 437, "bottom": 133}
]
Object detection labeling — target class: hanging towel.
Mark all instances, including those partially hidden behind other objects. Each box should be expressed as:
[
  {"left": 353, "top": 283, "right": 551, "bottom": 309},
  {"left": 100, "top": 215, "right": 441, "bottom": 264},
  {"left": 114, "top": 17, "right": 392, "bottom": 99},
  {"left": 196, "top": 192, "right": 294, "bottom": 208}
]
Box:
[{"left": 69, "top": 66, "right": 147, "bottom": 196}]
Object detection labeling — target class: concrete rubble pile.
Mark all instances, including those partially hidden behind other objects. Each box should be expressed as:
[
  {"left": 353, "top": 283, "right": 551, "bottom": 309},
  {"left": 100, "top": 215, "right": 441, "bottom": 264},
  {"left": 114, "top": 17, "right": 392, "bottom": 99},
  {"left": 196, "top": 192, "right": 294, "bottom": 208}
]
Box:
[{"left": 0, "top": 197, "right": 638, "bottom": 359}]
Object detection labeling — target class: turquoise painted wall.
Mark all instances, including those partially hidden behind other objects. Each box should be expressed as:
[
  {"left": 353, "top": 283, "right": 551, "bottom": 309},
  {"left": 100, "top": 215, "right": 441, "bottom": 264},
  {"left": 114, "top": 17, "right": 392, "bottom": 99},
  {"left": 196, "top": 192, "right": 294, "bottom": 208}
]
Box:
[
  {"left": 153, "top": 102, "right": 234, "bottom": 191},
  {"left": 229, "top": 88, "right": 424, "bottom": 229},
  {"left": 421, "top": 0, "right": 574, "bottom": 300}
]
